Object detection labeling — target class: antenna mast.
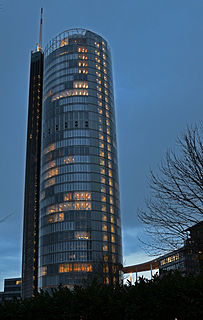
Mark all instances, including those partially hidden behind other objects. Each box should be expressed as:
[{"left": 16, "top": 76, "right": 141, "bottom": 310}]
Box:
[{"left": 37, "top": 8, "right": 43, "bottom": 51}]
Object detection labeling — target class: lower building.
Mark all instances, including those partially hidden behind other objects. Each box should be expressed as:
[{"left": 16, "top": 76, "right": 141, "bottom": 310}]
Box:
[
  {"left": 0, "top": 278, "right": 22, "bottom": 302},
  {"left": 159, "top": 248, "right": 186, "bottom": 274},
  {"left": 159, "top": 221, "right": 203, "bottom": 275}
]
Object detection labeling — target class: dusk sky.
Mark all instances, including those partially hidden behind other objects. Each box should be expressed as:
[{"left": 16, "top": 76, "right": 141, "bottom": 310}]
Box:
[{"left": 0, "top": 0, "right": 203, "bottom": 290}]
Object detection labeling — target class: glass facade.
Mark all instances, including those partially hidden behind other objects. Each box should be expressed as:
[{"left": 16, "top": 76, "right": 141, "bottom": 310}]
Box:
[{"left": 39, "top": 29, "right": 122, "bottom": 289}]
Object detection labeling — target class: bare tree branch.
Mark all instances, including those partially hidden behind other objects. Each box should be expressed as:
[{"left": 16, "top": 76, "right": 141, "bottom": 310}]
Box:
[{"left": 138, "top": 124, "right": 203, "bottom": 254}]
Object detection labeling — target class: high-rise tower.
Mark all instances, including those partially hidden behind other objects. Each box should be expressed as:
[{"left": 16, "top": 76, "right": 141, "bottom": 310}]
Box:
[
  {"left": 39, "top": 29, "right": 122, "bottom": 289},
  {"left": 22, "top": 10, "right": 44, "bottom": 299}
]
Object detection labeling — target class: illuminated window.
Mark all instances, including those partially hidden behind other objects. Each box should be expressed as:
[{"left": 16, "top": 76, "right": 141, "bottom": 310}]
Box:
[
  {"left": 96, "top": 78, "right": 102, "bottom": 84},
  {"left": 108, "top": 153, "right": 111, "bottom": 160},
  {"left": 44, "top": 178, "right": 55, "bottom": 188},
  {"left": 74, "top": 192, "right": 91, "bottom": 201},
  {"left": 103, "top": 61, "right": 107, "bottom": 67},
  {"left": 97, "top": 86, "right": 102, "bottom": 92},
  {"left": 96, "top": 64, "right": 101, "bottom": 70},
  {"left": 105, "top": 104, "right": 109, "bottom": 110},
  {"left": 64, "top": 192, "right": 91, "bottom": 201},
  {"left": 107, "top": 127, "right": 110, "bottom": 135},
  {"left": 103, "top": 244, "right": 108, "bottom": 251},
  {"left": 109, "top": 178, "right": 113, "bottom": 186},
  {"left": 78, "top": 54, "right": 87, "bottom": 60},
  {"left": 99, "top": 142, "right": 104, "bottom": 148},
  {"left": 95, "top": 57, "right": 101, "bottom": 63},
  {"left": 78, "top": 69, "right": 88, "bottom": 74},
  {"left": 78, "top": 61, "right": 88, "bottom": 67},
  {"left": 104, "top": 276, "right": 109, "bottom": 284},
  {"left": 107, "top": 145, "right": 111, "bottom": 152},
  {"left": 101, "top": 195, "right": 106, "bottom": 202},
  {"left": 78, "top": 47, "right": 87, "bottom": 53},
  {"left": 75, "top": 232, "right": 89, "bottom": 240},
  {"left": 98, "top": 108, "right": 103, "bottom": 114},
  {"left": 16, "top": 280, "right": 22, "bottom": 285},
  {"left": 103, "top": 264, "right": 109, "bottom": 273},
  {"left": 102, "top": 224, "right": 107, "bottom": 231},
  {"left": 106, "top": 111, "right": 109, "bottom": 118},
  {"left": 102, "top": 214, "right": 107, "bottom": 221},
  {"left": 39, "top": 266, "right": 47, "bottom": 276},
  {"left": 104, "top": 82, "right": 108, "bottom": 88},
  {"left": 106, "top": 119, "right": 110, "bottom": 126},
  {"left": 111, "top": 235, "right": 115, "bottom": 243},
  {"left": 64, "top": 156, "right": 75, "bottom": 164},
  {"left": 103, "top": 53, "right": 106, "bottom": 60},
  {"left": 110, "top": 215, "right": 114, "bottom": 223},
  {"left": 101, "top": 176, "right": 105, "bottom": 184},
  {"left": 110, "top": 206, "right": 114, "bottom": 214},
  {"left": 107, "top": 136, "right": 111, "bottom": 143},
  {"left": 43, "top": 143, "right": 56, "bottom": 155},
  {"left": 95, "top": 50, "right": 100, "bottom": 56},
  {"left": 103, "top": 234, "right": 108, "bottom": 241},
  {"left": 112, "top": 244, "right": 115, "bottom": 252},
  {"left": 99, "top": 125, "right": 103, "bottom": 132},
  {"left": 52, "top": 89, "right": 88, "bottom": 101},
  {"left": 110, "top": 197, "right": 113, "bottom": 205},
  {"left": 104, "top": 255, "right": 108, "bottom": 262},
  {"left": 96, "top": 71, "right": 101, "bottom": 77},
  {"left": 74, "top": 81, "right": 88, "bottom": 89},
  {"left": 100, "top": 167, "right": 105, "bottom": 175},
  {"left": 100, "top": 150, "right": 104, "bottom": 157},
  {"left": 59, "top": 263, "right": 92, "bottom": 273},
  {"left": 111, "top": 225, "right": 115, "bottom": 233},
  {"left": 98, "top": 101, "right": 102, "bottom": 107},
  {"left": 97, "top": 93, "right": 102, "bottom": 99},
  {"left": 105, "top": 89, "right": 108, "bottom": 96},
  {"left": 109, "top": 170, "right": 112, "bottom": 177},
  {"left": 102, "top": 46, "right": 106, "bottom": 52},
  {"left": 100, "top": 158, "right": 105, "bottom": 166},
  {"left": 48, "top": 213, "right": 64, "bottom": 224},
  {"left": 44, "top": 168, "right": 59, "bottom": 180},
  {"left": 59, "top": 38, "right": 68, "bottom": 47},
  {"left": 101, "top": 185, "right": 106, "bottom": 193},
  {"left": 102, "top": 204, "right": 106, "bottom": 212},
  {"left": 103, "top": 68, "right": 107, "bottom": 74},
  {"left": 99, "top": 134, "right": 104, "bottom": 140},
  {"left": 105, "top": 97, "right": 108, "bottom": 103}
]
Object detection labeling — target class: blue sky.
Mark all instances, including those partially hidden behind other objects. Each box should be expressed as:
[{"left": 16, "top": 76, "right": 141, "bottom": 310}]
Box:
[{"left": 0, "top": 0, "right": 203, "bottom": 290}]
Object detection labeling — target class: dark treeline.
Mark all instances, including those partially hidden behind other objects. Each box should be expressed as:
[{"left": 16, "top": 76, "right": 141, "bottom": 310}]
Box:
[{"left": 1, "top": 272, "right": 203, "bottom": 320}]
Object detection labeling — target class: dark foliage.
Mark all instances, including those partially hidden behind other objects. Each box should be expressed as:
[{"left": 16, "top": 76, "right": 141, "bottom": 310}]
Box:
[{"left": 0, "top": 273, "right": 203, "bottom": 320}]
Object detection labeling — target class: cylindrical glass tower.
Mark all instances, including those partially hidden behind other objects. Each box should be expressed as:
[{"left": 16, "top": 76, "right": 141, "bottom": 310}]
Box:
[{"left": 39, "top": 29, "right": 122, "bottom": 289}]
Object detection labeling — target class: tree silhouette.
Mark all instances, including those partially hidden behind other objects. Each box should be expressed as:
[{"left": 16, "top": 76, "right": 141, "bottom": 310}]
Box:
[{"left": 138, "top": 124, "right": 203, "bottom": 254}]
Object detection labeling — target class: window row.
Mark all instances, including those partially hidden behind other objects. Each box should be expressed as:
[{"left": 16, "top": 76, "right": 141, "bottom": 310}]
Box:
[
  {"left": 45, "top": 53, "right": 78, "bottom": 74},
  {"left": 42, "top": 164, "right": 91, "bottom": 182},
  {"left": 59, "top": 263, "right": 92, "bottom": 273},
  {"left": 51, "top": 89, "right": 88, "bottom": 102},
  {"left": 40, "top": 221, "right": 75, "bottom": 236},
  {"left": 41, "top": 156, "right": 90, "bottom": 174},
  {"left": 43, "top": 173, "right": 91, "bottom": 189},
  {"left": 41, "top": 251, "right": 92, "bottom": 265},
  {"left": 42, "top": 240, "right": 91, "bottom": 255},
  {"left": 54, "top": 182, "right": 91, "bottom": 194},
  {"left": 46, "top": 201, "right": 91, "bottom": 215},
  {"left": 44, "top": 75, "right": 74, "bottom": 93},
  {"left": 46, "top": 68, "right": 79, "bottom": 84}
]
